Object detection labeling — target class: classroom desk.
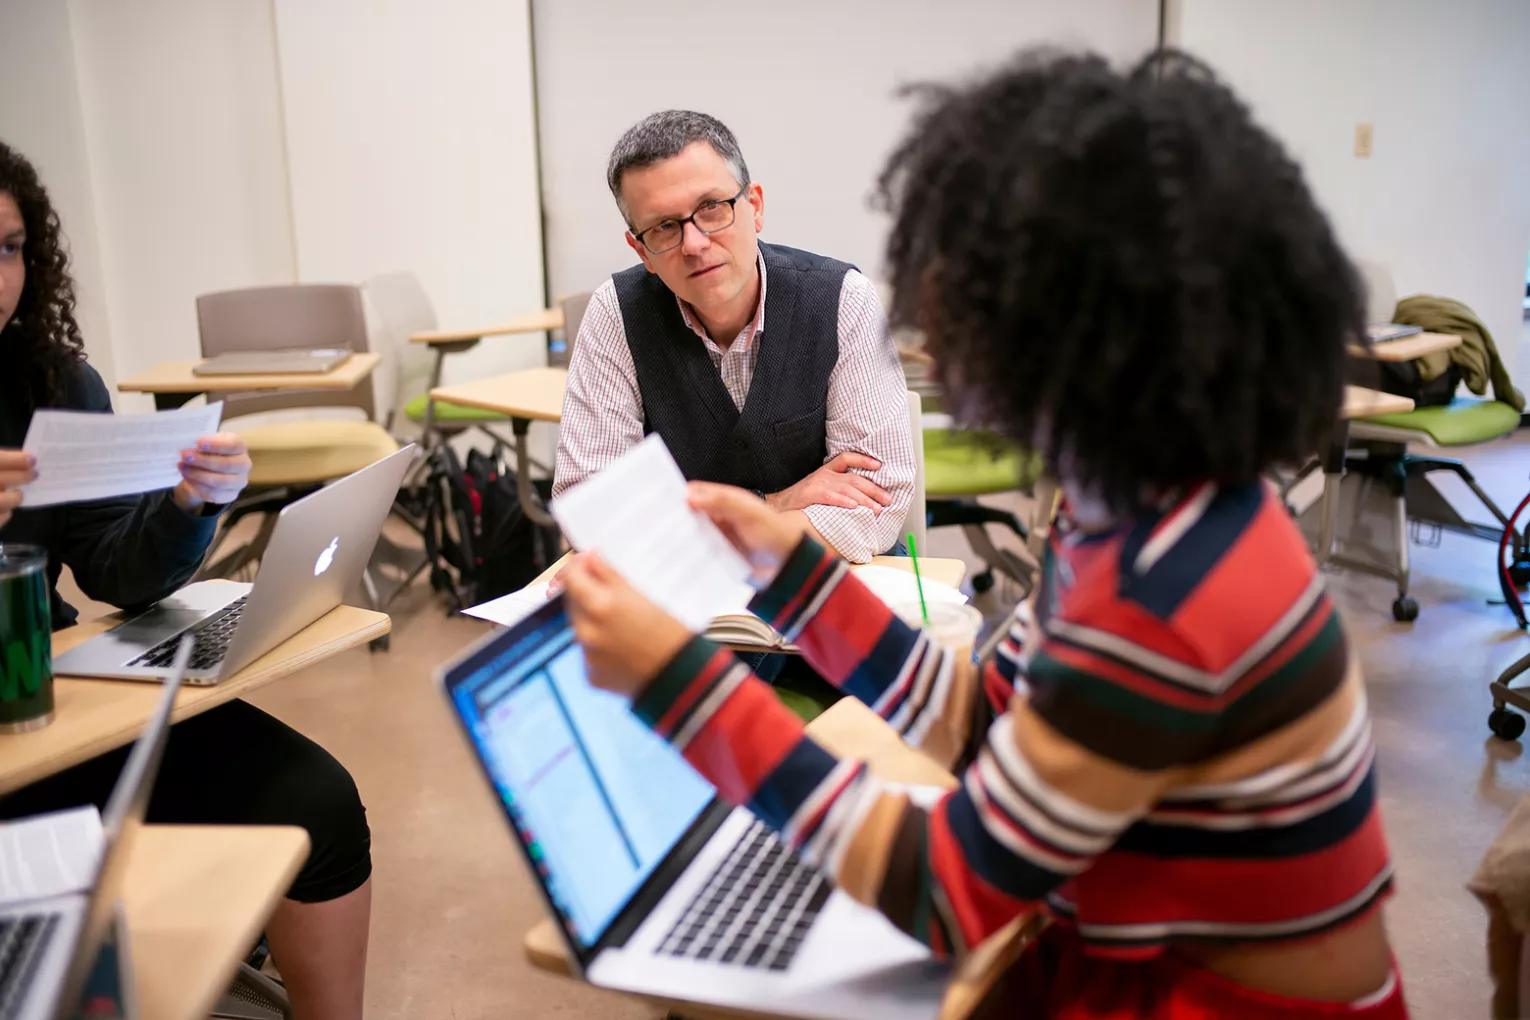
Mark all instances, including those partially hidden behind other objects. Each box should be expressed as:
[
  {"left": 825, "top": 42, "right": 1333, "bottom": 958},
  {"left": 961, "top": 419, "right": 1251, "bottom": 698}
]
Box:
[
  {"left": 1313, "top": 386, "right": 1418, "bottom": 568},
  {"left": 1351, "top": 330, "right": 1462, "bottom": 363},
  {"left": 408, "top": 307, "right": 564, "bottom": 347},
  {"left": 430, "top": 367, "right": 568, "bottom": 527},
  {"left": 524, "top": 698, "right": 1035, "bottom": 1020},
  {"left": 117, "top": 353, "right": 383, "bottom": 411},
  {"left": 0, "top": 585, "right": 390, "bottom": 796},
  {"left": 1310, "top": 334, "right": 1461, "bottom": 571},
  {"left": 409, "top": 308, "right": 565, "bottom": 453},
  {"left": 429, "top": 367, "right": 567, "bottom": 423},
  {"left": 125, "top": 824, "right": 308, "bottom": 1020}
]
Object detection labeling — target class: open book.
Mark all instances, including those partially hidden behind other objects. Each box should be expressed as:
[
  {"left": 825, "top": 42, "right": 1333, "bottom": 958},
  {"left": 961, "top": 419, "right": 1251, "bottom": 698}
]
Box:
[{"left": 465, "top": 564, "right": 968, "bottom": 651}]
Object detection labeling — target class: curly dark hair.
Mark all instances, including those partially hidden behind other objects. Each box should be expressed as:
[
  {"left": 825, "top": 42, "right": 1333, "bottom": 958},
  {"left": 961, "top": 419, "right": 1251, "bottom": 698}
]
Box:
[
  {"left": 0, "top": 140, "right": 87, "bottom": 408},
  {"left": 878, "top": 50, "right": 1364, "bottom": 508}
]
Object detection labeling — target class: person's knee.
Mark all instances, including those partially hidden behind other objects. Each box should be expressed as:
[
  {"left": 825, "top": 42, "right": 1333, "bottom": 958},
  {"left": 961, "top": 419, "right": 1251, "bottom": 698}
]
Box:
[{"left": 281, "top": 746, "right": 372, "bottom": 904}]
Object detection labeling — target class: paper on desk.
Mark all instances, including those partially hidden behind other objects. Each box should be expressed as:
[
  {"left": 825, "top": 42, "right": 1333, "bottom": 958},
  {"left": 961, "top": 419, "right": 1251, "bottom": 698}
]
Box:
[
  {"left": 21, "top": 402, "right": 224, "bottom": 508},
  {"left": 0, "top": 806, "right": 104, "bottom": 905},
  {"left": 464, "top": 582, "right": 552, "bottom": 627},
  {"left": 550, "top": 435, "right": 752, "bottom": 632}
]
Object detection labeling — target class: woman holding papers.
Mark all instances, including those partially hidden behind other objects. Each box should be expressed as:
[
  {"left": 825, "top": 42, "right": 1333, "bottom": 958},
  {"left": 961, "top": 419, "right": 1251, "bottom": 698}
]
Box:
[
  {"left": 560, "top": 52, "right": 1407, "bottom": 1019},
  {"left": 0, "top": 140, "right": 371, "bottom": 1020}
]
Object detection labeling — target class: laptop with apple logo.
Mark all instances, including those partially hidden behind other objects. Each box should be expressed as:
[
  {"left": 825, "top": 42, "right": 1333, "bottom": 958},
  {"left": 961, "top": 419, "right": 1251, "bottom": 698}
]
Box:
[{"left": 54, "top": 445, "right": 418, "bottom": 685}]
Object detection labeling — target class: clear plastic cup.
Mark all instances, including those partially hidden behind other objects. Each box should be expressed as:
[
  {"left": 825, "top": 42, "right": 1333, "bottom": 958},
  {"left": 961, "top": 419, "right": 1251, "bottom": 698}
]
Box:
[{"left": 892, "top": 601, "right": 984, "bottom": 663}]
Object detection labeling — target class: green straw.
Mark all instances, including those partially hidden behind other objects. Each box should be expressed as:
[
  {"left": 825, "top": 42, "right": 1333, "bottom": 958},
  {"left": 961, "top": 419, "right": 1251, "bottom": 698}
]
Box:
[{"left": 907, "top": 532, "right": 930, "bottom": 624}]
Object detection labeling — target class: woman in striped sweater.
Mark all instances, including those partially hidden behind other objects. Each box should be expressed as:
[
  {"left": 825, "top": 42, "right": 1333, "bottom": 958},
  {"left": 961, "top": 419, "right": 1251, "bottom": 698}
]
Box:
[{"left": 562, "top": 49, "right": 1407, "bottom": 1018}]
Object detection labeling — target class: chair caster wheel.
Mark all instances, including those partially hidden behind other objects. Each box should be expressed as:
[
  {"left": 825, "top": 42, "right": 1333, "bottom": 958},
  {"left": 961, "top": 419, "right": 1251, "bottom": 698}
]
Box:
[
  {"left": 1490, "top": 707, "right": 1526, "bottom": 741},
  {"left": 1391, "top": 596, "right": 1418, "bottom": 623},
  {"left": 369, "top": 635, "right": 391, "bottom": 653},
  {"left": 972, "top": 569, "right": 995, "bottom": 595}
]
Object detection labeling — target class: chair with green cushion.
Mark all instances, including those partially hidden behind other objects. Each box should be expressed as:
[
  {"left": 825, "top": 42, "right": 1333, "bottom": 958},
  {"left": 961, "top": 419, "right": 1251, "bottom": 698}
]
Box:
[
  {"left": 1345, "top": 397, "right": 1526, "bottom": 621},
  {"left": 923, "top": 424, "right": 1045, "bottom": 596},
  {"left": 401, "top": 392, "right": 510, "bottom": 429},
  {"left": 364, "top": 273, "right": 515, "bottom": 453}
]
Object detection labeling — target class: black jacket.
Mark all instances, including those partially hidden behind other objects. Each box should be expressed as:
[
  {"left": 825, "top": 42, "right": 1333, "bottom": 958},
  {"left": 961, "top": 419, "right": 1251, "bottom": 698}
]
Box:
[{"left": 0, "top": 363, "right": 221, "bottom": 629}]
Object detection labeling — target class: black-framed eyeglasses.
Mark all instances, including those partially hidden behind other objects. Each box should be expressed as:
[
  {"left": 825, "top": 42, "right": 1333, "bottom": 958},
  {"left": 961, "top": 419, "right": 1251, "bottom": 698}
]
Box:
[{"left": 630, "top": 185, "right": 748, "bottom": 255}]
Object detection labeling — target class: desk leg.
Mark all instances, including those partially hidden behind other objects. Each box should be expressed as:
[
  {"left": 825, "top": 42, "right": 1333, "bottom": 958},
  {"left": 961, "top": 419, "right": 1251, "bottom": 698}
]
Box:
[
  {"left": 154, "top": 392, "right": 200, "bottom": 411},
  {"left": 420, "top": 347, "right": 449, "bottom": 453},
  {"left": 1316, "top": 421, "right": 1350, "bottom": 567},
  {"left": 511, "top": 417, "right": 557, "bottom": 527}
]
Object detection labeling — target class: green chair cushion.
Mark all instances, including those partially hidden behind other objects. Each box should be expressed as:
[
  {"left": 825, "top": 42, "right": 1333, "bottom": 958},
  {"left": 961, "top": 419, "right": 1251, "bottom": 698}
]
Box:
[
  {"left": 1360, "top": 397, "right": 1520, "bottom": 447},
  {"left": 924, "top": 429, "right": 1041, "bottom": 497},
  {"left": 404, "top": 392, "right": 510, "bottom": 424},
  {"left": 774, "top": 688, "right": 828, "bottom": 724}
]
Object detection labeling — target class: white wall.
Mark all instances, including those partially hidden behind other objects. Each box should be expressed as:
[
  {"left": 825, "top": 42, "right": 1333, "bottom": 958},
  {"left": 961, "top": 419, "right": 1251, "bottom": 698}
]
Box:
[
  {"left": 68, "top": 0, "right": 298, "bottom": 410},
  {"left": 1174, "top": 0, "right": 1530, "bottom": 380},
  {"left": 532, "top": 0, "right": 1158, "bottom": 299},
  {"left": 0, "top": 0, "right": 118, "bottom": 389},
  {"left": 273, "top": 0, "right": 548, "bottom": 393}
]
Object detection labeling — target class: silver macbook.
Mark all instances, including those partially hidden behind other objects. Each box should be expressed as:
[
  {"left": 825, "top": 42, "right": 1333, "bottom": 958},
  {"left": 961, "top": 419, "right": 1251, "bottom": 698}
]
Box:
[
  {"left": 8, "top": 636, "right": 190, "bottom": 1020},
  {"left": 54, "top": 445, "right": 416, "bottom": 685},
  {"left": 192, "top": 348, "right": 352, "bottom": 377},
  {"left": 439, "top": 600, "right": 947, "bottom": 1020}
]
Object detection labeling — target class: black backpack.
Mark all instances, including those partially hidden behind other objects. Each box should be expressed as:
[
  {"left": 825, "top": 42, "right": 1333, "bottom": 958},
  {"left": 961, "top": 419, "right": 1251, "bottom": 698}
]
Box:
[
  {"left": 1374, "top": 357, "right": 1461, "bottom": 408},
  {"left": 422, "top": 444, "right": 561, "bottom": 609}
]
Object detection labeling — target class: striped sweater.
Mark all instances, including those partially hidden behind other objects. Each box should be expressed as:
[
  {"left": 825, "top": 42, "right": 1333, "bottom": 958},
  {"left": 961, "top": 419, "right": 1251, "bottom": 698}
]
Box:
[{"left": 632, "top": 481, "right": 1394, "bottom": 961}]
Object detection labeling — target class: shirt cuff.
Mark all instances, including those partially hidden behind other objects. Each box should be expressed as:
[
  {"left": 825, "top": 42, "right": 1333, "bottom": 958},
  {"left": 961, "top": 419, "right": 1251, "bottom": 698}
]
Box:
[
  {"left": 801, "top": 504, "right": 880, "bottom": 563},
  {"left": 746, "top": 536, "right": 848, "bottom": 642}
]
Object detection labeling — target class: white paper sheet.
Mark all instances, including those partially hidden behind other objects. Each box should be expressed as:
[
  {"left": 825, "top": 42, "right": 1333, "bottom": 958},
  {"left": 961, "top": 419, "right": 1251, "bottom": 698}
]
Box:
[
  {"left": 549, "top": 435, "right": 752, "bottom": 632},
  {"left": 21, "top": 402, "right": 225, "bottom": 508},
  {"left": 0, "top": 806, "right": 104, "bottom": 905},
  {"left": 463, "top": 581, "right": 553, "bottom": 627}
]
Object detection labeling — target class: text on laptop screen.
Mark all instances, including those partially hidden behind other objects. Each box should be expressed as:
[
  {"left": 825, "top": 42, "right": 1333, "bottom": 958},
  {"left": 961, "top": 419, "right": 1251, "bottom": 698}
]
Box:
[{"left": 452, "top": 611, "right": 715, "bottom": 946}]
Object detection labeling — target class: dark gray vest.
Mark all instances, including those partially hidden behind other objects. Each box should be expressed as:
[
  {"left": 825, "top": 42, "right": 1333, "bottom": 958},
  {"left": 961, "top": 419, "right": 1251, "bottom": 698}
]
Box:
[{"left": 612, "top": 242, "right": 851, "bottom": 493}]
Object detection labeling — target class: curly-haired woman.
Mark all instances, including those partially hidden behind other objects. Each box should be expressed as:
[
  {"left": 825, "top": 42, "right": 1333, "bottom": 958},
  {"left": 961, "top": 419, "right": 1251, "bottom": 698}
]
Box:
[
  {"left": 557, "top": 51, "right": 1409, "bottom": 1018},
  {"left": 0, "top": 140, "right": 370, "bottom": 1020}
]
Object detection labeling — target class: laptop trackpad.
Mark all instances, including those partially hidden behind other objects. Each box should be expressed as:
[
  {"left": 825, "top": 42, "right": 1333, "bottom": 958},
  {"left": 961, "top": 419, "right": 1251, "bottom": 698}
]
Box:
[{"left": 108, "top": 605, "right": 207, "bottom": 646}]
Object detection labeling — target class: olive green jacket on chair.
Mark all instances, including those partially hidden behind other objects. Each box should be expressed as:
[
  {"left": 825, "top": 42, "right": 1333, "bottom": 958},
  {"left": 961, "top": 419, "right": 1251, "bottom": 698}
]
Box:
[{"left": 1392, "top": 294, "right": 1525, "bottom": 412}]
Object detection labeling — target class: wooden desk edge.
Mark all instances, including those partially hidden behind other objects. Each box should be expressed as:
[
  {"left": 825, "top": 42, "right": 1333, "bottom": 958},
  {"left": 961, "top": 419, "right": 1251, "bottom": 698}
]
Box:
[
  {"left": 12, "top": 606, "right": 391, "bottom": 796},
  {"left": 425, "top": 387, "right": 564, "bottom": 423},
  {"left": 1350, "top": 331, "right": 1463, "bottom": 363},
  {"left": 410, "top": 310, "right": 564, "bottom": 344},
  {"left": 117, "top": 352, "right": 382, "bottom": 394},
  {"left": 127, "top": 825, "right": 309, "bottom": 1020}
]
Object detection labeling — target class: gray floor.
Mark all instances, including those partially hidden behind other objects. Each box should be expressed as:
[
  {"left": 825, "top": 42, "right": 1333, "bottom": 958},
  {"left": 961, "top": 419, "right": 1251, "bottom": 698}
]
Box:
[{"left": 59, "top": 394, "right": 1530, "bottom": 1019}]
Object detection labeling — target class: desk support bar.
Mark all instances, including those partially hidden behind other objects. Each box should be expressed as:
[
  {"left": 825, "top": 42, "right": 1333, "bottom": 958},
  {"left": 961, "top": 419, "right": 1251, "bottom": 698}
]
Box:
[
  {"left": 1316, "top": 421, "right": 1349, "bottom": 567},
  {"left": 511, "top": 418, "right": 557, "bottom": 527}
]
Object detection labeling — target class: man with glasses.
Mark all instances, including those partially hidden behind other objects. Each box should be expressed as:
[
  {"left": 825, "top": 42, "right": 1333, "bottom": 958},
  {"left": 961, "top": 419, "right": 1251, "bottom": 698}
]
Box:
[{"left": 553, "top": 110, "right": 914, "bottom": 562}]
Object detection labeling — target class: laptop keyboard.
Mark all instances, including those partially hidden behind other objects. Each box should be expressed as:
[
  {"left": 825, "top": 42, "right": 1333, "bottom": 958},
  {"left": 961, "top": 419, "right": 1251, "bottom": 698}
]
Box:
[
  {"left": 127, "top": 597, "right": 249, "bottom": 671},
  {"left": 656, "top": 819, "right": 831, "bottom": 972},
  {"left": 0, "top": 912, "right": 62, "bottom": 1018}
]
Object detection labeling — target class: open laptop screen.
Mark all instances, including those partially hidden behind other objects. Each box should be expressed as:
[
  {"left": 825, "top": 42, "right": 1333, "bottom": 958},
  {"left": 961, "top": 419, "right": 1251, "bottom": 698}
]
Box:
[{"left": 447, "top": 603, "right": 715, "bottom": 948}]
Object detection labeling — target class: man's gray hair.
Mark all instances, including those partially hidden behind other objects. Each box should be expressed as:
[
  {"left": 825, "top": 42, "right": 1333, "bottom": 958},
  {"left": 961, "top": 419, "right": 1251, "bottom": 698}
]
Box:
[{"left": 606, "top": 110, "right": 751, "bottom": 222}]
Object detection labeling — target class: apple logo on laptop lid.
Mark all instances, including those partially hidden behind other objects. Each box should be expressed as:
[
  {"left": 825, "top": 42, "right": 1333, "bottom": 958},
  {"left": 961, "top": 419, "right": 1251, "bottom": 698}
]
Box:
[{"left": 314, "top": 537, "right": 339, "bottom": 577}]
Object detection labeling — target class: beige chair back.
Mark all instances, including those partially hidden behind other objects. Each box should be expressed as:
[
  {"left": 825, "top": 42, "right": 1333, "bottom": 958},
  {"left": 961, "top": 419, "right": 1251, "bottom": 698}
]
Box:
[
  {"left": 559, "top": 291, "right": 594, "bottom": 361},
  {"left": 196, "top": 284, "right": 375, "bottom": 421},
  {"left": 902, "top": 389, "right": 927, "bottom": 552},
  {"left": 363, "top": 272, "right": 439, "bottom": 424},
  {"left": 1355, "top": 258, "right": 1397, "bottom": 324}
]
